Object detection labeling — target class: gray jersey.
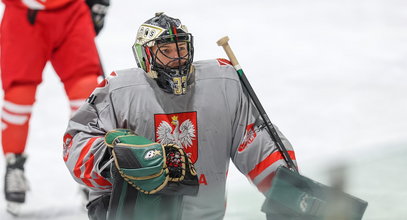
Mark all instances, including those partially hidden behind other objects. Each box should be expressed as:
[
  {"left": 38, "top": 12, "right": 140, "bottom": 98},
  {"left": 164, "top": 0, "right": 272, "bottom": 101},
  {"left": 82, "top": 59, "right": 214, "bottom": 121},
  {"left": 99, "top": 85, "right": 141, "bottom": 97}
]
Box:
[{"left": 63, "top": 58, "right": 296, "bottom": 219}]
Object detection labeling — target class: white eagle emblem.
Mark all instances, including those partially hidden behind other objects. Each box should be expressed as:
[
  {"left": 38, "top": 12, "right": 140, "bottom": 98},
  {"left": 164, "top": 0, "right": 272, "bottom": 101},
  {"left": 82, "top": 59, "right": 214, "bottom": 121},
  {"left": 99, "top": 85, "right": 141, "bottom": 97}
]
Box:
[{"left": 157, "top": 116, "right": 196, "bottom": 149}]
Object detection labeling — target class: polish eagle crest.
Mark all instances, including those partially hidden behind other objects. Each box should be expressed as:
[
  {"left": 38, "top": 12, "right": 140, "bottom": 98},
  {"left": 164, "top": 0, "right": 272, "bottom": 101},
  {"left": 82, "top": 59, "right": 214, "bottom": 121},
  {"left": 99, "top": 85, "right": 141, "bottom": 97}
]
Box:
[{"left": 156, "top": 115, "right": 196, "bottom": 149}]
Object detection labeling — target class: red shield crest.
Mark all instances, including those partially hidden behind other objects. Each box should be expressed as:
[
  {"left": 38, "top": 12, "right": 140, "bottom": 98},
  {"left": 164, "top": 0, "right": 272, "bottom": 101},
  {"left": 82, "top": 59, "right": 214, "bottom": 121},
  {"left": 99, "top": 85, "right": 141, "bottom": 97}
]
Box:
[
  {"left": 63, "top": 133, "right": 73, "bottom": 162},
  {"left": 154, "top": 112, "right": 198, "bottom": 163},
  {"left": 238, "top": 123, "right": 257, "bottom": 152}
]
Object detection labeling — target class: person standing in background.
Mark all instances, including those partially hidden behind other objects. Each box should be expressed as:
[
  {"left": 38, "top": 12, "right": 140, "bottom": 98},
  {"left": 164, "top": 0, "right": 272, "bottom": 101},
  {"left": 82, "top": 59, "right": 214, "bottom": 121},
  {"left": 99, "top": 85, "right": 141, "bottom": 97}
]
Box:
[{"left": 0, "top": 0, "right": 109, "bottom": 215}]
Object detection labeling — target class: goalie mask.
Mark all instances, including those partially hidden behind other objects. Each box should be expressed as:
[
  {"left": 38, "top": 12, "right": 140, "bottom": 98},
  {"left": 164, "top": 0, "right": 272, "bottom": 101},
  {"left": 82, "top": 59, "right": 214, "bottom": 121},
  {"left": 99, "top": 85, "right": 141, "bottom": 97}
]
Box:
[{"left": 133, "top": 12, "right": 194, "bottom": 95}]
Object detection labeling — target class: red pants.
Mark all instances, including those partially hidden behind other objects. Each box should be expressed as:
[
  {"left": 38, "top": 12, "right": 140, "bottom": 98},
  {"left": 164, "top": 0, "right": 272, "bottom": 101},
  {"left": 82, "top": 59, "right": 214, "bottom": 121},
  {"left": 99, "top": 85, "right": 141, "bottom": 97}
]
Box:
[{"left": 1, "top": 0, "right": 103, "bottom": 154}]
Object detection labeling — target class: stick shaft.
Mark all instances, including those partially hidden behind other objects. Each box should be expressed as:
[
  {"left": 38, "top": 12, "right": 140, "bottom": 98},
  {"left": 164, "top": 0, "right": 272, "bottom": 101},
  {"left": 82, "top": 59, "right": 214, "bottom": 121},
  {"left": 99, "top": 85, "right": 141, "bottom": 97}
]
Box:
[{"left": 217, "top": 36, "right": 298, "bottom": 172}]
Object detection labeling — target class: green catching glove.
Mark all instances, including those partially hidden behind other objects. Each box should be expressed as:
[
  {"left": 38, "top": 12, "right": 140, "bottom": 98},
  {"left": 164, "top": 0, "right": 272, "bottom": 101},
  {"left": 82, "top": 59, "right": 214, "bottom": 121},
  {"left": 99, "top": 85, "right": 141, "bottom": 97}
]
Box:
[
  {"left": 110, "top": 134, "right": 168, "bottom": 194},
  {"left": 104, "top": 129, "right": 135, "bottom": 148},
  {"left": 105, "top": 129, "right": 198, "bottom": 195}
]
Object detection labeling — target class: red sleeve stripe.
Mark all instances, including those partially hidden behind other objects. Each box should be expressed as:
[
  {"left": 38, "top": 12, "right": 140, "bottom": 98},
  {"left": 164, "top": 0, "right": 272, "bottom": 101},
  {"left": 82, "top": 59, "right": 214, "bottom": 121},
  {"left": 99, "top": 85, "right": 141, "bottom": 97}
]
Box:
[
  {"left": 81, "top": 178, "right": 95, "bottom": 187},
  {"left": 86, "top": 153, "right": 112, "bottom": 187},
  {"left": 73, "top": 137, "right": 101, "bottom": 187},
  {"left": 248, "top": 150, "right": 296, "bottom": 181},
  {"left": 255, "top": 171, "right": 277, "bottom": 193},
  {"left": 94, "top": 173, "right": 112, "bottom": 187},
  {"left": 97, "top": 186, "right": 112, "bottom": 190},
  {"left": 81, "top": 180, "right": 111, "bottom": 190},
  {"left": 84, "top": 154, "right": 96, "bottom": 179}
]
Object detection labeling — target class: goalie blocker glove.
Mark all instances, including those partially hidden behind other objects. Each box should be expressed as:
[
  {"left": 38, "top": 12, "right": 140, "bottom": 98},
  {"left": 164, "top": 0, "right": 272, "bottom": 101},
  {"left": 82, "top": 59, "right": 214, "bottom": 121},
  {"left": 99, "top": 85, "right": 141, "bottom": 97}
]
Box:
[
  {"left": 105, "top": 129, "right": 199, "bottom": 195},
  {"left": 86, "top": 0, "right": 110, "bottom": 35}
]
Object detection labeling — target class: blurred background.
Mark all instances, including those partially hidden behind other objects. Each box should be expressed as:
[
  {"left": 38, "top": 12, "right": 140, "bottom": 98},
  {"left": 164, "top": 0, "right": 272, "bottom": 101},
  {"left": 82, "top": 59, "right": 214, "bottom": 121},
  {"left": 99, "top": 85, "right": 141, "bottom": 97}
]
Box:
[{"left": 0, "top": 0, "right": 406, "bottom": 219}]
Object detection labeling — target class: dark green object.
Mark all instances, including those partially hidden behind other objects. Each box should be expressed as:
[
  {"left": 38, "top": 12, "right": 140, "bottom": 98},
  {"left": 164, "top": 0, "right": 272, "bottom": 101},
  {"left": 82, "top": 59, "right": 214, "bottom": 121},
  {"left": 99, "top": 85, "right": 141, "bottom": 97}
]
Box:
[
  {"left": 262, "top": 166, "right": 368, "bottom": 220},
  {"left": 104, "top": 129, "right": 135, "bottom": 147},
  {"left": 107, "top": 167, "right": 184, "bottom": 220},
  {"left": 107, "top": 135, "right": 199, "bottom": 220}
]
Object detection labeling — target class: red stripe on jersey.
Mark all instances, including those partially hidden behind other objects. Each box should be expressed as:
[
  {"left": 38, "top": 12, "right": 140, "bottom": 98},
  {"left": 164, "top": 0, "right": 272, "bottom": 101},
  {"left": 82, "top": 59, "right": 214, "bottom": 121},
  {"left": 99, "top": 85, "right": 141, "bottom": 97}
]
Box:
[
  {"left": 97, "top": 186, "right": 112, "bottom": 190},
  {"left": 84, "top": 153, "right": 95, "bottom": 179},
  {"left": 216, "top": 58, "right": 232, "bottom": 66},
  {"left": 248, "top": 150, "right": 296, "bottom": 181},
  {"left": 81, "top": 178, "right": 95, "bottom": 187},
  {"left": 85, "top": 153, "right": 112, "bottom": 187},
  {"left": 256, "top": 171, "right": 277, "bottom": 193},
  {"left": 94, "top": 173, "right": 112, "bottom": 187},
  {"left": 73, "top": 137, "right": 100, "bottom": 187}
]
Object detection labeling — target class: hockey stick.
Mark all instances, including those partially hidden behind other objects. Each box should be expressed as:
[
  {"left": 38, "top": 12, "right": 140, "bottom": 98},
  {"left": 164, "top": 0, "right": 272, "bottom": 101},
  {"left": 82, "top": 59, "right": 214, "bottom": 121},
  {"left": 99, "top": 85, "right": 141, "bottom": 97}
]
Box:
[
  {"left": 217, "top": 36, "right": 298, "bottom": 173},
  {"left": 217, "top": 38, "right": 369, "bottom": 219}
]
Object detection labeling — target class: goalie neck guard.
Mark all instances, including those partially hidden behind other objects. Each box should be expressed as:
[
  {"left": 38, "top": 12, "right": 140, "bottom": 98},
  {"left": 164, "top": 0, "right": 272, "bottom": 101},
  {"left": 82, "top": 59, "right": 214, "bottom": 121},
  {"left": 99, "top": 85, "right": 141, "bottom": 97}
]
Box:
[{"left": 132, "top": 12, "right": 194, "bottom": 95}]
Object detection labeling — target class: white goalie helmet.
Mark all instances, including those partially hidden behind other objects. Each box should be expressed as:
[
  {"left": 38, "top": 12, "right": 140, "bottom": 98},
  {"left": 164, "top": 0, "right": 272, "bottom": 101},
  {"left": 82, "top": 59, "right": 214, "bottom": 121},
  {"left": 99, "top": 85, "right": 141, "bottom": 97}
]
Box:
[{"left": 132, "top": 12, "right": 194, "bottom": 95}]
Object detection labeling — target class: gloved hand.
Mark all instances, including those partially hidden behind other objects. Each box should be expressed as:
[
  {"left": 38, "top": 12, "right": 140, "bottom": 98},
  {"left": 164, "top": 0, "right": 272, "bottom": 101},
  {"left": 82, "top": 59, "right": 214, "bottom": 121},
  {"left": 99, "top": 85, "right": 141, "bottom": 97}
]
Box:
[
  {"left": 86, "top": 0, "right": 110, "bottom": 35},
  {"left": 104, "top": 129, "right": 135, "bottom": 147},
  {"left": 105, "top": 130, "right": 198, "bottom": 195},
  {"left": 108, "top": 133, "right": 169, "bottom": 194}
]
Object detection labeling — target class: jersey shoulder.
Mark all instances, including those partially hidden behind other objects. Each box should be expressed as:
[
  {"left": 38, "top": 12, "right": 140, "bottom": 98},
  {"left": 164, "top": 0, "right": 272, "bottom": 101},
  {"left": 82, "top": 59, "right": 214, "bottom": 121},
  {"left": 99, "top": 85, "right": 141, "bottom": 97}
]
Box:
[
  {"left": 104, "top": 68, "right": 149, "bottom": 90},
  {"left": 193, "top": 59, "right": 239, "bottom": 82},
  {"left": 89, "top": 68, "right": 148, "bottom": 101}
]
